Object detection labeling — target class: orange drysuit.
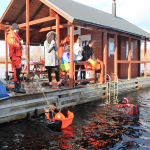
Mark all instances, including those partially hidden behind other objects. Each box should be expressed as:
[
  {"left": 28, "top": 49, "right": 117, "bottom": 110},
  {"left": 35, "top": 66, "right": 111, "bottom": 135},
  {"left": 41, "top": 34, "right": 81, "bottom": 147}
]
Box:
[{"left": 7, "top": 30, "right": 22, "bottom": 81}]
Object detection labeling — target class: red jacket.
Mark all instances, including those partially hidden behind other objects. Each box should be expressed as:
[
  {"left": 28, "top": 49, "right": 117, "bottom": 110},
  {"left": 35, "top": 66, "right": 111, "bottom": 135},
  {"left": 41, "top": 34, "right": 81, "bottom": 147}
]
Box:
[{"left": 7, "top": 30, "right": 22, "bottom": 60}]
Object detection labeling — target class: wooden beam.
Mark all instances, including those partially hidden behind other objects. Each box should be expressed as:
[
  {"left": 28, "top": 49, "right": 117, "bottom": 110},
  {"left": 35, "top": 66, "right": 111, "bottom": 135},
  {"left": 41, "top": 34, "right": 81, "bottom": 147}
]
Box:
[
  {"left": 50, "top": 8, "right": 56, "bottom": 17},
  {"left": 114, "top": 34, "right": 118, "bottom": 81},
  {"left": 40, "top": 0, "right": 73, "bottom": 23},
  {"left": 0, "top": 0, "right": 15, "bottom": 23},
  {"left": 128, "top": 37, "right": 131, "bottom": 80},
  {"left": 103, "top": 32, "right": 107, "bottom": 83},
  {"left": 0, "top": 24, "right": 7, "bottom": 30},
  {"left": 5, "top": 30, "right": 8, "bottom": 77},
  {"left": 26, "top": 0, "right": 30, "bottom": 79},
  {"left": 56, "top": 14, "right": 60, "bottom": 62},
  {"left": 31, "top": 23, "right": 70, "bottom": 34},
  {"left": 18, "top": 16, "right": 56, "bottom": 28},
  {"left": 69, "top": 24, "right": 74, "bottom": 88},
  {"left": 15, "top": 0, "right": 32, "bottom": 23},
  {"left": 30, "top": 3, "right": 44, "bottom": 21},
  {"left": 144, "top": 40, "right": 147, "bottom": 77}
]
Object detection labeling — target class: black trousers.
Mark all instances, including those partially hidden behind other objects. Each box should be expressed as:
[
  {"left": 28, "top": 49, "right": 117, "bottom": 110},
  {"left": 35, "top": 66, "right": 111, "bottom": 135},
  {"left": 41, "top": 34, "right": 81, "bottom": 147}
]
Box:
[
  {"left": 46, "top": 66, "right": 59, "bottom": 82},
  {"left": 81, "top": 65, "right": 86, "bottom": 79},
  {"left": 75, "top": 65, "right": 81, "bottom": 80}
]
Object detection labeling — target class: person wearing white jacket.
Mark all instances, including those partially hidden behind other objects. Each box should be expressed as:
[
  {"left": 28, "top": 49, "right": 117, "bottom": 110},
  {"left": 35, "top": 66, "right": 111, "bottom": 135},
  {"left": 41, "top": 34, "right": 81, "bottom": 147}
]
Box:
[{"left": 74, "top": 38, "right": 83, "bottom": 84}]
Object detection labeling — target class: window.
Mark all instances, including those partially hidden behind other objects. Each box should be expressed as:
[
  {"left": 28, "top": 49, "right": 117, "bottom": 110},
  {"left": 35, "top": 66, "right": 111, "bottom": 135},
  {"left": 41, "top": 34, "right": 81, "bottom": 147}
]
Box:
[
  {"left": 126, "top": 41, "right": 133, "bottom": 58},
  {"left": 67, "top": 26, "right": 81, "bottom": 35},
  {"left": 78, "top": 34, "right": 91, "bottom": 47},
  {"left": 108, "top": 38, "right": 114, "bottom": 57}
]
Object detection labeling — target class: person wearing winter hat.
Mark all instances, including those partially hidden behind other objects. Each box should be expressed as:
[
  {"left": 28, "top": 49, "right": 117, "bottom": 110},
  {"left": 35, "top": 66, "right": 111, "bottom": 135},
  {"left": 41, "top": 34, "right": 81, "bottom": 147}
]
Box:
[
  {"left": 7, "top": 23, "right": 26, "bottom": 93},
  {"left": 44, "top": 31, "right": 61, "bottom": 89}
]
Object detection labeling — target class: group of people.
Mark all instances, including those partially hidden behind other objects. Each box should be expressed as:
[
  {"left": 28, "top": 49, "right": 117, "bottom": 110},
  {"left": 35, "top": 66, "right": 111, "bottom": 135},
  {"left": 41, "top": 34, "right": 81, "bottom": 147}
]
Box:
[
  {"left": 7, "top": 23, "right": 98, "bottom": 93},
  {"left": 43, "top": 31, "right": 99, "bottom": 88}
]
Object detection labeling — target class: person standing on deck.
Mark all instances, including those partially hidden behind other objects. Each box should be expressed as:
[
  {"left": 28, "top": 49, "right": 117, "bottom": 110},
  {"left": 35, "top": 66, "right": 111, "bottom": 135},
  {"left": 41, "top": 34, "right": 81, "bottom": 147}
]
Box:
[
  {"left": 7, "top": 23, "right": 26, "bottom": 93},
  {"left": 74, "top": 38, "right": 83, "bottom": 86},
  {"left": 44, "top": 31, "right": 61, "bottom": 89},
  {"left": 81, "top": 40, "right": 98, "bottom": 84}
]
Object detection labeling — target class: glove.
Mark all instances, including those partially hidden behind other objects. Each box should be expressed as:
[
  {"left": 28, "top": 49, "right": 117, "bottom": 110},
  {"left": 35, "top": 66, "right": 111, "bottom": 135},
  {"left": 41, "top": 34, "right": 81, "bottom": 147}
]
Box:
[{"left": 51, "top": 40, "right": 55, "bottom": 46}]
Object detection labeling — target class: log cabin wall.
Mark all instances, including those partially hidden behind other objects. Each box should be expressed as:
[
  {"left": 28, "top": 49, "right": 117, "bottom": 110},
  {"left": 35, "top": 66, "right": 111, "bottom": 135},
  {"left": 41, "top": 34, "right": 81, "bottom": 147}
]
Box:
[{"left": 118, "top": 37, "right": 140, "bottom": 78}]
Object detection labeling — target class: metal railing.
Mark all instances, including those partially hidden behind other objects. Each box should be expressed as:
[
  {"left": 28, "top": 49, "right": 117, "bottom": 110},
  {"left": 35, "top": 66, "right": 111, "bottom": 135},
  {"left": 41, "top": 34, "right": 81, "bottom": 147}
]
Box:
[{"left": 107, "top": 73, "right": 118, "bottom": 103}]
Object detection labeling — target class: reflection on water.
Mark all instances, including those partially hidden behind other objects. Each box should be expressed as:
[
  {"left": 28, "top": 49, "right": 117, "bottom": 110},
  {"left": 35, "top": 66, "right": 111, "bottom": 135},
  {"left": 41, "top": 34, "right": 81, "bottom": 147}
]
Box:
[{"left": 0, "top": 89, "right": 150, "bottom": 149}]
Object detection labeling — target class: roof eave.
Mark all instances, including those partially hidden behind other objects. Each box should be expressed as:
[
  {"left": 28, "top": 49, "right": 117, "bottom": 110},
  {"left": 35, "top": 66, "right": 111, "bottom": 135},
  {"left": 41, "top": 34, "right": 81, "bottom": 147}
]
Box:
[
  {"left": 40, "top": 0, "right": 74, "bottom": 23},
  {"left": 74, "top": 18, "right": 150, "bottom": 40}
]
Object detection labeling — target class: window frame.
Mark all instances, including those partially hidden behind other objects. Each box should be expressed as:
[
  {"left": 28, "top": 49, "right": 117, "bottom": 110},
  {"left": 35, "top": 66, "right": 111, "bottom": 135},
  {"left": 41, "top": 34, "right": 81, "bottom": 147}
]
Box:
[
  {"left": 108, "top": 38, "right": 114, "bottom": 57},
  {"left": 126, "top": 41, "right": 133, "bottom": 58}
]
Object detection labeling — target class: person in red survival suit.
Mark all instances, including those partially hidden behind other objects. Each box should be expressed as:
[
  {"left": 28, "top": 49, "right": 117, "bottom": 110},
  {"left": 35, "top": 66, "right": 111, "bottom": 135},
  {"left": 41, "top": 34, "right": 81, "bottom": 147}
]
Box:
[
  {"left": 7, "top": 23, "right": 26, "bottom": 93},
  {"left": 108, "top": 98, "right": 140, "bottom": 115}
]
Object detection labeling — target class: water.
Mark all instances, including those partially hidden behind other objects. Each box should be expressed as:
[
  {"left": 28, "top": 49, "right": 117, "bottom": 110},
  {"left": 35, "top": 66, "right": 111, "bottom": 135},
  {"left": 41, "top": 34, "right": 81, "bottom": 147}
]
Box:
[{"left": 0, "top": 89, "right": 150, "bottom": 149}]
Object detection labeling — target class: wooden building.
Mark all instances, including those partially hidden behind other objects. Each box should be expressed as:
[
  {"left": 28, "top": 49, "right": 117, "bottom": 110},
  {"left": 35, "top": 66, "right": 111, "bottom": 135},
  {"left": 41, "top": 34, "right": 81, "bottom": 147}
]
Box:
[{"left": 0, "top": 0, "right": 150, "bottom": 88}]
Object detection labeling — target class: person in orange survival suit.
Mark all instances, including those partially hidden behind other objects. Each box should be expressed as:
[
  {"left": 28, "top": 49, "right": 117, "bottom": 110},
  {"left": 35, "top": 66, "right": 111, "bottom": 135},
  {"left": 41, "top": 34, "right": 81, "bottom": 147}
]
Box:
[
  {"left": 7, "top": 23, "right": 26, "bottom": 93},
  {"left": 44, "top": 105, "right": 74, "bottom": 129},
  {"left": 108, "top": 98, "right": 140, "bottom": 115}
]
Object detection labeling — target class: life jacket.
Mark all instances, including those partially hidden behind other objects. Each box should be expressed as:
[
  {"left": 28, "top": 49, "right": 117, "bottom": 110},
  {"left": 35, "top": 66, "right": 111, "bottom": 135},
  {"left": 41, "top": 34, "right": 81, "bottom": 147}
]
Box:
[
  {"left": 7, "top": 30, "right": 22, "bottom": 59},
  {"left": 53, "top": 111, "right": 74, "bottom": 129}
]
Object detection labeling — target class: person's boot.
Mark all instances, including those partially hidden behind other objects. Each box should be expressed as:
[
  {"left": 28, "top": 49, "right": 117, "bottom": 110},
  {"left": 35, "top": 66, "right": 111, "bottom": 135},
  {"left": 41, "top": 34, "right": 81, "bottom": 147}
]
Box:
[
  {"left": 14, "top": 81, "right": 19, "bottom": 92},
  {"left": 14, "top": 81, "right": 26, "bottom": 93},
  {"left": 17, "top": 81, "right": 26, "bottom": 93}
]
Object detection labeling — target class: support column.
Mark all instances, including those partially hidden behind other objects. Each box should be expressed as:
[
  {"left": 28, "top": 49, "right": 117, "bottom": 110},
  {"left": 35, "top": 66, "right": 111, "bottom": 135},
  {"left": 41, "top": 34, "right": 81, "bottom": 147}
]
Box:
[
  {"left": 56, "top": 14, "right": 60, "bottom": 62},
  {"left": 5, "top": 30, "right": 8, "bottom": 77},
  {"left": 103, "top": 32, "right": 107, "bottom": 83},
  {"left": 69, "top": 24, "right": 74, "bottom": 88},
  {"left": 26, "top": 0, "right": 30, "bottom": 79},
  {"left": 128, "top": 37, "right": 131, "bottom": 80},
  {"left": 114, "top": 34, "right": 118, "bottom": 81},
  {"left": 144, "top": 40, "right": 147, "bottom": 77}
]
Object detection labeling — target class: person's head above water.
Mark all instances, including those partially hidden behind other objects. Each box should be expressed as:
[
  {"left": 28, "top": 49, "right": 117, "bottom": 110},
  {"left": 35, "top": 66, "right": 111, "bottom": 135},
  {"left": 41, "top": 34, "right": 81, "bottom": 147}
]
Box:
[
  {"left": 61, "top": 107, "right": 68, "bottom": 118},
  {"left": 122, "top": 98, "right": 128, "bottom": 104}
]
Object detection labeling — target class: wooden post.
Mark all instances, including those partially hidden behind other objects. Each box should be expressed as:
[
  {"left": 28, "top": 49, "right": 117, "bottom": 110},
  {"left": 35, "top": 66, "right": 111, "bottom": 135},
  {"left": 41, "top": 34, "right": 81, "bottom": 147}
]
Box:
[
  {"left": 5, "top": 30, "right": 8, "bottom": 77},
  {"left": 128, "top": 37, "right": 131, "bottom": 80},
  {"left": 56, "top": 14, "right": 60, "bottom": 63},
  {"left": 103, "top": 32, "right": 107, "bottom": 83},
  {"left": 26, "top": 0, "right": 30, "bottom": 79},
  {"left": 69, "top": 24, "right": 74, "bottom": 88},
  {"left": 144, "top": 40, "right": 147, "bottom": 77},
  {"left": 114, "top": 34, "right": 118, "bottom": 81}
]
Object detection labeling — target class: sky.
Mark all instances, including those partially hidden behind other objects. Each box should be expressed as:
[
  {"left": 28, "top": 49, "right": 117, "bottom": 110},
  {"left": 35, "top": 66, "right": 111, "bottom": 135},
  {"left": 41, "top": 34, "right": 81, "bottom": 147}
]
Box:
[{"left": 0, "top": 0, "right": 150, "bottom": 55}]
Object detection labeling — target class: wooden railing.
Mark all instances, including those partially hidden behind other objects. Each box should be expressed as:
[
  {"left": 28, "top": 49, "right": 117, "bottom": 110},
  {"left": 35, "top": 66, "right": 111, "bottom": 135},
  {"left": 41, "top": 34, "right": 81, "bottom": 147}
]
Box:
[{"left": 73, "top": 61, "right": 104, "bottom": 87}]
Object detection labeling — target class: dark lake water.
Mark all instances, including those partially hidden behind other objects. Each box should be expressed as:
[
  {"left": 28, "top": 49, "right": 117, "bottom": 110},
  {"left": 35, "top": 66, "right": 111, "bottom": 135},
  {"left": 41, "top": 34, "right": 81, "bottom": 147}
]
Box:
[{"left": 0, "top": 88, "right": 150, "bottom": 150}]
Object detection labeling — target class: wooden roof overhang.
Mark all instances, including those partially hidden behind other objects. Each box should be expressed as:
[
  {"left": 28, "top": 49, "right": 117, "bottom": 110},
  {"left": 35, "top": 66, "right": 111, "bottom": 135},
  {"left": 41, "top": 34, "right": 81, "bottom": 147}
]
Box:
[
  {"left": 0, "top": 0, "right": 149, "bottom": 43},
  {"left": 0, "top": 0, "right": 72, "bottom": 44}
]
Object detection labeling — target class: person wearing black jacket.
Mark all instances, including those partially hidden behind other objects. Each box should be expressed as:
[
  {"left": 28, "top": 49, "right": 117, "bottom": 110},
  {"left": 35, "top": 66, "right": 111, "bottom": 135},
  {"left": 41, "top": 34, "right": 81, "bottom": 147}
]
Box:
[{"left": 81, "top": 40, "right": 98, "bottom": 84}]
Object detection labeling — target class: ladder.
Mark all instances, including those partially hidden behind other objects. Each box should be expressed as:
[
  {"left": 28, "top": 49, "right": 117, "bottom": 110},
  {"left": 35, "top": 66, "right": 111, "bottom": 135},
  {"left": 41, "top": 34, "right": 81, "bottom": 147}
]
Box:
[{"left": 107, "top": 73, "right": 118, "bottom": 102}]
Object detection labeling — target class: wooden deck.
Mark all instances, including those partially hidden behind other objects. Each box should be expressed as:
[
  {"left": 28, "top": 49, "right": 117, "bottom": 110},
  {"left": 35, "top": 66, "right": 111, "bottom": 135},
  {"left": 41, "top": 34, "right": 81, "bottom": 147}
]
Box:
[{"left": 0, "top": 76, "right": 150, "bottom": 124}]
